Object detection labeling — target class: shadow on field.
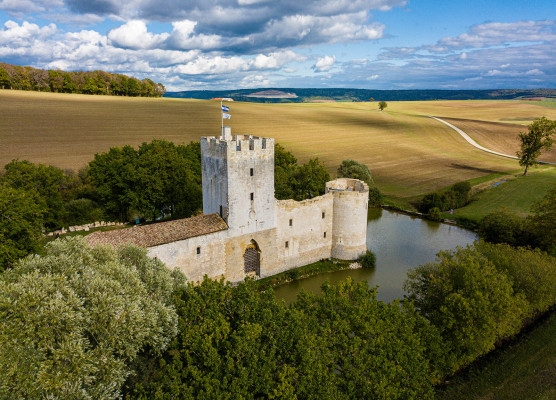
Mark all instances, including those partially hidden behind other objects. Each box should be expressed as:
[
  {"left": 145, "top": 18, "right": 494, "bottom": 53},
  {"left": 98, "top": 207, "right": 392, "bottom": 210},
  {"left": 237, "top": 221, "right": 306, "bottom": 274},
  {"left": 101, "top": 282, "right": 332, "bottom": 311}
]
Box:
[{"left": 449, "top": 163, "right": 505, "bottom": 175}]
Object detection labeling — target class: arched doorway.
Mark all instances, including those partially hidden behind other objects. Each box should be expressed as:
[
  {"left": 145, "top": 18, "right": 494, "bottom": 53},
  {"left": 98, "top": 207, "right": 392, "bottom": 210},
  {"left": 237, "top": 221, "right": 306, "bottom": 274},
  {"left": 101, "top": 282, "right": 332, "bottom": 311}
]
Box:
[{"left": 243, "top": 240, "right": 261, "bottom": 277}]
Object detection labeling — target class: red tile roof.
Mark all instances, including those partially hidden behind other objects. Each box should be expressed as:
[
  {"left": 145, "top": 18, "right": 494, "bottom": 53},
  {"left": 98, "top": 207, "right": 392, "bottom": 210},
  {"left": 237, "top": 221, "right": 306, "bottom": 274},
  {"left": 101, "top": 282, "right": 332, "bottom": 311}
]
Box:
[{"left": 85, "top": 213, "right": 228, "bottom": 248}]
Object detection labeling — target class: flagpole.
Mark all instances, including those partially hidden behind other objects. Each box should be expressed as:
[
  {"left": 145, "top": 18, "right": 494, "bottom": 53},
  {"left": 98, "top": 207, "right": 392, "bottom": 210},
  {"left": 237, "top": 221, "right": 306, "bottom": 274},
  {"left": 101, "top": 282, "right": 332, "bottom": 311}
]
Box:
[{"left": 221, "top": 99, "right": 223, "bottom": 132}]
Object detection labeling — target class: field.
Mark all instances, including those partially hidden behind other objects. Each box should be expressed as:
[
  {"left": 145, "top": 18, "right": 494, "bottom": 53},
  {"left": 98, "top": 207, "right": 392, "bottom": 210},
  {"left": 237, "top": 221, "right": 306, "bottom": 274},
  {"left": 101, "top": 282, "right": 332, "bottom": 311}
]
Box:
[
  {"left": 2, "top": 90, "right": 556, "bottom": 198},
  {"left": 450, "top": 168, "right": 556, "bottom": 222},
  {"left": 436, "top": 311, "right": 556, "bottom": 400}
]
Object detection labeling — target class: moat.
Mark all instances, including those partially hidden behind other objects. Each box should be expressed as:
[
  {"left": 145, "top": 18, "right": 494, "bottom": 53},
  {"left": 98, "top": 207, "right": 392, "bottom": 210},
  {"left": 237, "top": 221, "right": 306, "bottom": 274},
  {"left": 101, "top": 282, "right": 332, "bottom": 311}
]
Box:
[{"left": 273, "top": 208, "right": 478, "bottom": 303}]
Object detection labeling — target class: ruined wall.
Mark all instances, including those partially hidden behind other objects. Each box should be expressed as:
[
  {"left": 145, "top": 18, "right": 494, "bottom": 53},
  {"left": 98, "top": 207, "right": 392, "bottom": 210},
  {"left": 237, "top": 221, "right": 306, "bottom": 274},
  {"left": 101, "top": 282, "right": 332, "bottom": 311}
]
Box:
[
  {"left": 327, "top": 178, "right": 369, "bottom": 260},
  {"left": 273, "top": 195, "right": 334, "bottom": 274}
]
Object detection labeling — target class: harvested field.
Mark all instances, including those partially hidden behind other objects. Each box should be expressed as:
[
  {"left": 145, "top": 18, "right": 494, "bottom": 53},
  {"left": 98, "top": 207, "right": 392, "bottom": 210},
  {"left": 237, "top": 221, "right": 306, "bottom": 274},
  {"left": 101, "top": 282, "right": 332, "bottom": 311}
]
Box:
[
  {"left": 439, "top": 118, "right": 556, "bottom": 164},
  {"left": 2, "top": 91, "right": 552, "bottom": 198},
  {"left": 387, "top": 100, "right": 556, "bottom": 124}
]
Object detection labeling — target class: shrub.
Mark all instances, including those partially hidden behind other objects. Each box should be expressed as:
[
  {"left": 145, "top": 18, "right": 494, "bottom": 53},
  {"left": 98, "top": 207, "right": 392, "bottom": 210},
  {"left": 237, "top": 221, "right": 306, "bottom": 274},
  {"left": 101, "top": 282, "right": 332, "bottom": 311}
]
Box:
[
  {"left": 368, "top": 186, "right": 383, "bottom": 206},
  {"left": 478, "top": 209, "right": 525, "bottom": 247},
  {"left": 427, "top": 207, "right": 443, "bottom": 221},
  {"left": 359, "top": 250, "right": 377, "bottom": 268}
]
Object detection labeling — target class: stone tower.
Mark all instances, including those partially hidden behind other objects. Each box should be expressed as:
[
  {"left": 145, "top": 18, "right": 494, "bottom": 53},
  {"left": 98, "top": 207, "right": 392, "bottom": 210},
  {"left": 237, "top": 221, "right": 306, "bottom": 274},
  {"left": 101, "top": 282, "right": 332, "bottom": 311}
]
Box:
[{"left": 201, "top": 127, "right": 276, "bottom": 236}]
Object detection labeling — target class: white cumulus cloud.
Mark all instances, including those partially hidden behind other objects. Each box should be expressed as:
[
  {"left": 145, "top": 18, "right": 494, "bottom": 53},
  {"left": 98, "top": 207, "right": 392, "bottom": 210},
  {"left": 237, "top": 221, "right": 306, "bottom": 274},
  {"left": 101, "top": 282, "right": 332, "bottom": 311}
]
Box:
[
  {"left": 107, "top": 20, "right": 169, "bottom": 49},
  {"left": 313, "top": 55, "right": 336, "bottom": 72}
]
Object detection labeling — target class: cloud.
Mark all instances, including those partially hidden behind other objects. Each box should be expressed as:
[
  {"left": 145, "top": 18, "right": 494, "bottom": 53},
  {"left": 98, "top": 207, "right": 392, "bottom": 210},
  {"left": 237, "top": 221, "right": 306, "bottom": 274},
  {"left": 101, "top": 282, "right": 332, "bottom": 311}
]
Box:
[
  {"left": 313, "top": 55, "right": 336, "bottom": 72},
  {"left": 107, "top": 20, "right": 169, "bottom": 49},
  {"left": 0, "top": 0, "right": 62, "bottom": 15}
]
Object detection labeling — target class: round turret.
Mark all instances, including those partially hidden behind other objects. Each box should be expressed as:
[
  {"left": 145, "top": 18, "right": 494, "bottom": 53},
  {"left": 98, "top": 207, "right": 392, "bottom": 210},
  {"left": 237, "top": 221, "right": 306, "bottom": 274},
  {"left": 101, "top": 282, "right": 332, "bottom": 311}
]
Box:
[{"left": 326, "top": 178, "right": 369, "bottom": 259}]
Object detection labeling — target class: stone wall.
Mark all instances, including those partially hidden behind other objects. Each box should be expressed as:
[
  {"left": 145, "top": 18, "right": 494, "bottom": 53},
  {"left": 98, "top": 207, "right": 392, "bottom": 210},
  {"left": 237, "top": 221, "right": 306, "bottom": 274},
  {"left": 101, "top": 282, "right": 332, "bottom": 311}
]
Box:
[{"left": 274, "top": 195, "right": 334, "bottom": 273}]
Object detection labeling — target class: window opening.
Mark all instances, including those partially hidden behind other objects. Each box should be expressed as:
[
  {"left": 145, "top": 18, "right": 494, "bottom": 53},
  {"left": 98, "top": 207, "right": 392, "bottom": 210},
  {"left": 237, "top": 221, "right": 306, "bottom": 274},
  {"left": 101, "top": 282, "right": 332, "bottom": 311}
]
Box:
[
  {"left": 250, "top": 192, "right": 254, "bottom": 201},
  {"left": 250, "top": 168, "right": 254, "bottom": 176},
  {"left": 289, "top": 219, "right": 293, "bottom": 226},
  {"left": 196, "top": 247, "right": 201, "bottom": 255},
  {"left": 285, "top": 241, "right": 289, "bottom": 248}
]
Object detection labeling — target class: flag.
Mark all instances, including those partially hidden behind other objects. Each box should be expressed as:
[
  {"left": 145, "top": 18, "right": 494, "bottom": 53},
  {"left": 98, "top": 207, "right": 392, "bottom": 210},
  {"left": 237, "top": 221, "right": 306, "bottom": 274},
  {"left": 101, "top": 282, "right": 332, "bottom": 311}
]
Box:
[
  {"left": 222, "top": 113, "right": 231, "bottom": 119},
  {"left": 221, "top": 105, "right": 229, "bottom": 112}
]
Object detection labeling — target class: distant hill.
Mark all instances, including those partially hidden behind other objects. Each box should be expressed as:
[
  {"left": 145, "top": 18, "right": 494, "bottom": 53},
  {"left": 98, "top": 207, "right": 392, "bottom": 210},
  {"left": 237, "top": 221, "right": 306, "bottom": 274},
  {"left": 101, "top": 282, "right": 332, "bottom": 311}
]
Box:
[
  {"left": 166, "top": 88, "right": 556, "bottom": 103},
  {"left": 0, "top": 62, "right": 165, "bottom": 97}
]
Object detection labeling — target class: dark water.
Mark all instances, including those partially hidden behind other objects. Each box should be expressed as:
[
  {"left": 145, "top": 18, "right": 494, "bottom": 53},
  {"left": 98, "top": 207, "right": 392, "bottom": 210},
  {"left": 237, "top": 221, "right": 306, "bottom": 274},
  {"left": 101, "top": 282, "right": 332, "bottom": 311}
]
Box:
[{"left": 273, "top": 208, "right": 477, "bottom": 303}]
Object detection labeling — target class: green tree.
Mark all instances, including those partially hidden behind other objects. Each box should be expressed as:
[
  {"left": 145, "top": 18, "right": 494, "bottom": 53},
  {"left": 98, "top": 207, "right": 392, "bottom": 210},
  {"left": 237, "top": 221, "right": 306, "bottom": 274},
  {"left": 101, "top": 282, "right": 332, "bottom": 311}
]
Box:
[
  {"left": 88, "top": 140, "right": 202, "bottom": 221},
  {"left": 516, "top": 117, "right": 556, "bottom": 175},
  {"left": 129, "top": 278, "right": 444, "bottom": 399},
  {"left": 405, "top": 245, "right": 527, "bottom": 371},
  {"left": 337, "top": 159, "right": 374, "bottom": 187},
  {"left": 378, "top": 100, "right": 387, "bottom": 111},
  {"left": 478, "top": 208, "right": 525, "bottom": 247},
  {"left": 0, "top": 66, "right": 11, "bottom": 88},
  {"left": 293, "top": 158, "right": 330, "bottom": 200},
  {"left": 526, "top": 184, "right": 556, "bottom": 255},
  {"left": 2, "top": 160, "right": 66, "bottom": 229},
  {"left": 0, "top": 184, "right": 45, "bottom": 270},
  {"left": 274, "top": 143, "right": 298, "bottom": 200},
  {"left": 474, "top": 241, "right": 556, "bottom": 316},
  {"left": 0, "top": 237, "right": 183, "bottom": 399}
]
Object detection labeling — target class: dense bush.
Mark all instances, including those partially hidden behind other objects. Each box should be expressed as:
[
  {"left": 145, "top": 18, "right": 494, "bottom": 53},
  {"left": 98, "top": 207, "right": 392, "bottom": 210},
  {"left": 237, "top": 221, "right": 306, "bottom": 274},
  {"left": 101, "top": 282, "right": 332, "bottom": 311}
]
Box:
[
  {"left": 418, "top": 181, "right": 471, "bottom": 214},
  {"left": 405, "top": 242, "right": 556, "bottom": 373},
  {"left": 128, "top": 278, "right": 443, "bottom": 399},
  {"left": 358, "top": 250, "right": 377, "bottom": 268},
  {"left": 0, "top": 238, "right": 184, "bottom": 399},
  {"left": 478, "top": 209, "right": 525, "bottom": 247}
]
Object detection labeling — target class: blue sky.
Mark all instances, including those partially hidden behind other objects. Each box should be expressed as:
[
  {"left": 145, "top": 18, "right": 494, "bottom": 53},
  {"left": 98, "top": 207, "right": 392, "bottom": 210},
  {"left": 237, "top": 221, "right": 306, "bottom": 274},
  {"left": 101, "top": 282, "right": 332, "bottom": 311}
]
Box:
[{"left": 0, "top": 0, "right": 554, "bottom": 91}]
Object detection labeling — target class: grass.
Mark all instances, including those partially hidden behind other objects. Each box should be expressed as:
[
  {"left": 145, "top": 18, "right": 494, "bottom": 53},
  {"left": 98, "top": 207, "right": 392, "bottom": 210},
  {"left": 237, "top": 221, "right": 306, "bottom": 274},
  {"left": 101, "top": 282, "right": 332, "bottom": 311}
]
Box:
[
  {"left": 255, "top": 258, "right": 353, "bottom": 291},
  {"left": 435, "top": 310, "right": 556, "bottom": 400},
  {"left": 2, "top": 91, "right": 555, "bottom": 199},
  {"left": 451, "top": 168, "right": 556, "bottom": 223}
]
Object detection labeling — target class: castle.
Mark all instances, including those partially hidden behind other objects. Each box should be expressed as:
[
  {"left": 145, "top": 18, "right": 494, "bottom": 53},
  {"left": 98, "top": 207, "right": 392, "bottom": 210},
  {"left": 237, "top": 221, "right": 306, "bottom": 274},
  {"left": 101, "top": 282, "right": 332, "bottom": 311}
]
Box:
[{"left": 86, "top": 127, "right": 369, "bottom": 282}]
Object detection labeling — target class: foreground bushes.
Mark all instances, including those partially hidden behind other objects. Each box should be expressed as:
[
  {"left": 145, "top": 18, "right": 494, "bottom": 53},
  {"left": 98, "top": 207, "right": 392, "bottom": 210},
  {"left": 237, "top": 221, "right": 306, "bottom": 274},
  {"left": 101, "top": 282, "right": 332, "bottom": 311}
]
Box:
[
  {"left": 0, "top": 238, "right": 183, "bottom": 399},
  {"left": 128, "top": 278, "right": 443, "bottom": 399},
  {"left": 405, "top": 241, "right": 556, "bottom": 373}
]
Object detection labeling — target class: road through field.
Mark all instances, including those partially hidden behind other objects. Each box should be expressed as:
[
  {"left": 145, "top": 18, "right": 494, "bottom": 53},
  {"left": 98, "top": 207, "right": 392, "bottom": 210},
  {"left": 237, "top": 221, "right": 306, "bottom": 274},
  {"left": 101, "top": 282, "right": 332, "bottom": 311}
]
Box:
[{"left": 430, "top": 116, "right": 556, "bottom": 166}]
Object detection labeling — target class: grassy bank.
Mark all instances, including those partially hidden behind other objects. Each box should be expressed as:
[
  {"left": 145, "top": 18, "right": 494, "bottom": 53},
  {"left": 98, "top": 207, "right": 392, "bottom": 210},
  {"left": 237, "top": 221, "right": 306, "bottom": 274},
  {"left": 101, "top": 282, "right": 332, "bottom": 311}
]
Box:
[
  {"left": 255, "top": 258, "right": 354, "bottom": 291},
  {"left": 436, "top": 310, "right": 556, "bottom": 400},
  {"left": 450, "top": 168, "right": 556, "bottom": 224}
]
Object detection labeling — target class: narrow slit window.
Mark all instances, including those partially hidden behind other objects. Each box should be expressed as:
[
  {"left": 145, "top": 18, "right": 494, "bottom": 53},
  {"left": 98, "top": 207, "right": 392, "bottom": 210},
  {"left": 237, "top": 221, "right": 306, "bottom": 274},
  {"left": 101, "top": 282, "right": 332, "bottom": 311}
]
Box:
[
  {"left": 250, "top": 168, "right": 254, "bottom": 176},
  {"left": 250, "top": 192, "right": 254, "bottom": 201},
  {"left": 289, "top": 219, "right": 293, "bottom": 226},
  {"left": 324, "top": 232, "right": 327, "bottom": 238},
  {"left": 285, "top": 241, "right": 289, "bottom": 248},
  {"left": 322, "top": 211, "right": 325, "bottom": 219},
  {"left": 196, "top": 246, "right": 201, "bottom": 255}
]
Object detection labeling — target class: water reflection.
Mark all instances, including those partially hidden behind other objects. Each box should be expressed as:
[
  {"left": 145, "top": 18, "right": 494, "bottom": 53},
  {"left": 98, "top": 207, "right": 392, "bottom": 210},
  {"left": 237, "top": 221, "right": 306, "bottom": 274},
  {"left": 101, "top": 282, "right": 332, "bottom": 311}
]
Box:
[{"left": 272, "top": 209, "right": 477, "bottom": 304}]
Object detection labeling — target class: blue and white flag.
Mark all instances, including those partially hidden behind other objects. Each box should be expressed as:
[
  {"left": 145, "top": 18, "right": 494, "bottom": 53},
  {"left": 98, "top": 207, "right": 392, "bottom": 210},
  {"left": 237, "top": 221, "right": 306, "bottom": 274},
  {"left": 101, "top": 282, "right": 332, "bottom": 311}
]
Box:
[
  {"left": 222, "top": 113, "right": 231, "bottom": 119},
  {"left": 221, "top": 105, "right": 229, "bottom": 112}
]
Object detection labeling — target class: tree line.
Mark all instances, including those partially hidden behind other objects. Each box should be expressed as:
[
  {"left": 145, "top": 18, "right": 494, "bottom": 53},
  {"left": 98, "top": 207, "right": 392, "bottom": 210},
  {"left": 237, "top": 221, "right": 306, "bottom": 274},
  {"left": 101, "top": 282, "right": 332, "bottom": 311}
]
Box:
[{"left": 0, "top": 62, "right": 165, "bottom": 97}]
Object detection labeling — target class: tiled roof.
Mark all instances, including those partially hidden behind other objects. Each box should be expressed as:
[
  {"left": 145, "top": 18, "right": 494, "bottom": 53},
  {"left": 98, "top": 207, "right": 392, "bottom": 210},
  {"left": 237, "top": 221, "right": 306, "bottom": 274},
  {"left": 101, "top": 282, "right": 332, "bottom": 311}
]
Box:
[{"left": 85, "top": 213, "right": 228, "bottom": 248}]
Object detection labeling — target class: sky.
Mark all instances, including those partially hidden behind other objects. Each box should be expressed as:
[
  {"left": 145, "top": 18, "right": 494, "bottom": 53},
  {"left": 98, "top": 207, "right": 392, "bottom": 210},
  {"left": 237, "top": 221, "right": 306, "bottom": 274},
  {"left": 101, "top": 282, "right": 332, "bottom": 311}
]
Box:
[{"left": 0, "top": 0, "right": 554, "bottom": 91}]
